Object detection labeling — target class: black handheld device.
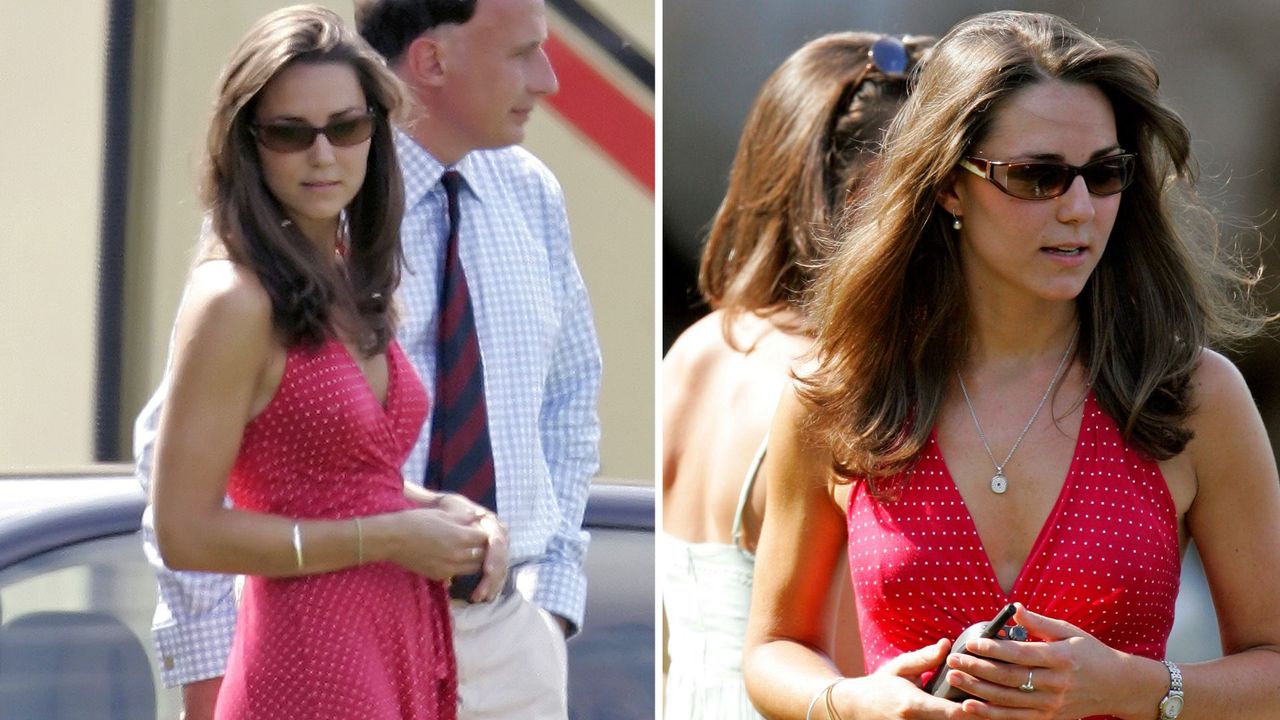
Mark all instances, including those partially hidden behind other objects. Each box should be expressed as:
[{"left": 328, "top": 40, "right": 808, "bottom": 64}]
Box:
[{"left": 923, "top": 603, "right": 1023, "bottom": 701}]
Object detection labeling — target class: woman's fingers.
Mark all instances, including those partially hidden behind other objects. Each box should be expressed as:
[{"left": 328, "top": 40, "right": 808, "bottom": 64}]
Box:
[
  {"left": 882, "top": 638, "right": 951, "bottom": 678},
  {"left": 1013, "top": 602, "right": 1084, "bottom": 641}
]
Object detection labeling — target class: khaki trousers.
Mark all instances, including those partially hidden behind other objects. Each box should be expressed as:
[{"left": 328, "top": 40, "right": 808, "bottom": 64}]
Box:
[{"left": 450, "top": 592, "right": 568, "bottom": 720}]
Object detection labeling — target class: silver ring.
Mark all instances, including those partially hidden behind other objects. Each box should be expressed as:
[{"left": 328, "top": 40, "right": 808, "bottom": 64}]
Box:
[{"left": 1018, "top": 669, "right": 1035, "bottom": 693}]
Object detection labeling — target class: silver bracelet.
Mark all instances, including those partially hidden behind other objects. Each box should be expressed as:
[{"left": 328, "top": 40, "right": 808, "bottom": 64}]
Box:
[
  {"left": 291, "top": 521, "right": 304, "bottom": 570},
  {"left": 805, "top": 677, "right": 844, "bottom": 720}
]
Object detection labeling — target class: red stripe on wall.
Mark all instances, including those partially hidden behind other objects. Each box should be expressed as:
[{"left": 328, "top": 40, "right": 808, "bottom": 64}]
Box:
[{"left": 544, "top": 32, "right": 654, "bottom": 193}]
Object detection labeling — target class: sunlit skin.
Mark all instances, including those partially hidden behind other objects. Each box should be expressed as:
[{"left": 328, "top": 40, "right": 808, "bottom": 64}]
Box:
[
  {"left": 153, "top": 57, "right": 512, "bottom": 718},
  {"left": 945, "top": 80, "right": 1122, "bottom": 321},
  {"left": 745, "top": 77, "right": 1280, "bottom": 720},
  {"left": 401, "top": 0, "right": 559, "bottom": 165},
  {"left": 254, "top": 61, "right": 370, "bottom": 251}
]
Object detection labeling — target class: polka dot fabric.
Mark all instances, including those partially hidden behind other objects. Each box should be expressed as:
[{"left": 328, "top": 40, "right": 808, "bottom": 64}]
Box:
[
  {"left": 847, "top": 392, "right": 1179, "bottom": 720},
  {"left": 217, "top": 339, "right": 456, "bottom": 719}
]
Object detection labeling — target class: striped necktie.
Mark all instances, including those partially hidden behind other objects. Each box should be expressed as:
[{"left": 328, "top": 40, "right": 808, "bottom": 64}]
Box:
[{"left": 425, "top": 170, "right": 497, "bottom": 519}]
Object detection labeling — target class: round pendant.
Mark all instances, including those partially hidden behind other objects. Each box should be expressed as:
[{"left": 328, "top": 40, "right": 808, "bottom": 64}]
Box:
[{"left": 990, "top": 473, "right": 1008, "bottom": 494}]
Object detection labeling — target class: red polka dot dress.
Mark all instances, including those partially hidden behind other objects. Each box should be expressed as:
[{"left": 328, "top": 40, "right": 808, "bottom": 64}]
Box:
[
  {"left": 215, "top": 339, "right": 456, "bottom": 720},
  {"left": 847, "top": 392, "right": 1180, "bottom": 720}
]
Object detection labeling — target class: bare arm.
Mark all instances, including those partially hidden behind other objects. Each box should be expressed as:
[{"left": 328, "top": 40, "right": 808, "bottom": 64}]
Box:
[
  {"left": 1174, "top": 351, "right": 1280, "bottom": 719},
  {"left": 152, "top": 262, "right": 488, "bottom": 581},
  {"left": 743, "top": 385, "right": 964, "bottom": 720},
  {"left": 943, "top": 351, "right": 1280, "bottom": 720}
]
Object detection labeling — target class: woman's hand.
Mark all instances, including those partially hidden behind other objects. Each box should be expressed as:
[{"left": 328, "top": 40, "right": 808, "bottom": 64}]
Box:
[
  {"left": 942, "top": 604, "right": 1138, "bottom": 719},
  {"left": 830, "top": 640, "right": 977, "bottom": 719},
  {"left": 401, "top": 487, "right": 511, "bottom": 601},
  {"left": 380, "top": 506, "right": 489, "bottom": 581}
]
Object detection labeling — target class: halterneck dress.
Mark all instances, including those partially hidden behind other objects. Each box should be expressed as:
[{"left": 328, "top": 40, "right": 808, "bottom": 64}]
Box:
[
  {"left": 215, "top": 338, "right": 456, "bottom": 720},
  {"left": 846, "top": 392, "right": 1180, "bottom": 720},
  {"left": 662, "top": 439, "right": 767, "bottom": 720}
]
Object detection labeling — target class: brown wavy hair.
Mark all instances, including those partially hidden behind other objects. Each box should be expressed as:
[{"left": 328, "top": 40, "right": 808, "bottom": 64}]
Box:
[
  {"left": 197, "top": 5, "right": 406, "bottom": 355},
  {"left": 801, "top": 11, "right": 1267, "bottom": 483},
  {"left": 697, "top": 32, "right": 934, "bottom": 345}
]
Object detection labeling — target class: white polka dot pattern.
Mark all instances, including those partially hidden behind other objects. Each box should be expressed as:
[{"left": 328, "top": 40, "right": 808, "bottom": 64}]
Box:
[
  {"left": 216, "top": 339, "right": 456, "bottom": 719},
  {"left": 846, "top": 392, "right": 1179, "bottom": 719}
]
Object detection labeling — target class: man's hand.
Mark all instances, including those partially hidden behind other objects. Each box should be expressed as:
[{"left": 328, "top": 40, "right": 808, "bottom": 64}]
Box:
[
  {"left": 180, "top": 675, "right": 223, "bottom": 720},
  {"left": 468, "top": 510, "right": 510, "bottom": 603}
]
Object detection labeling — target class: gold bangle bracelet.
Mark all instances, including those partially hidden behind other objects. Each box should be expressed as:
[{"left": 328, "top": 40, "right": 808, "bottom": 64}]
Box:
[
  {"left": 291, "top": 522, "right": 304, "bottom": 570},
  {"left": 355, "top": 517, "right": 364, "bottom": 565},
  {"left": 824, "top": 677, "right": 846, "bottom": 720}
]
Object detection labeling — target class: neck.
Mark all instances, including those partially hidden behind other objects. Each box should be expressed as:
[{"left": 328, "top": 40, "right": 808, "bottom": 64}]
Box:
[
  {"left": 401, "top": 109, "right": 472, "bottom": 167},
  {"left": 966, "top": 293, "right": 1079, "bottom": 366},
  {"left": 292, "top": 216, "right": 341, "bottom": 257}
]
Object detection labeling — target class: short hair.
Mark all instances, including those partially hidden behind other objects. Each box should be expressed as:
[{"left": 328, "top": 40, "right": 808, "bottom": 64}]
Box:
[
  {"left": 199, "top": 4, "right": 408, "bottom": 354},
  {"left": 354, "top": 0, "right": 478, "bottom": 63},
  {"left": 696, "top": 32, "right": 933, "bottom": 343},
  {"left": 801, "top": 11, "right": 1266, "bottom": 485}
]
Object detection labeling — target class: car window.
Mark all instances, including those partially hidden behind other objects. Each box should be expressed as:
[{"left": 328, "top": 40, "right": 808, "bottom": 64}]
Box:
[
  {"left": 0, "top": 533, "right": 180, "bottom": 719},
  {"left": 570, "top": 526, "right": 655, "bottom": 719}
]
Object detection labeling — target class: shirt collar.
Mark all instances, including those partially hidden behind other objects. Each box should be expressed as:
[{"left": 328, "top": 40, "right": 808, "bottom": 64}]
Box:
[{"left": 394, "top": 128, "right": 488, "bottom": 206}]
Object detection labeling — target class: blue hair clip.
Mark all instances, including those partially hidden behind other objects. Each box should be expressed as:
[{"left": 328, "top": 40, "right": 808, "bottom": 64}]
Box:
[{"left": 869, "top": 35, "right": 910, "bottom": 77}]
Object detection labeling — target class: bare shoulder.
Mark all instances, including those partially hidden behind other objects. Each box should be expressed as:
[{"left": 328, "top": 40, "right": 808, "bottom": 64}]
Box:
[
  {"left": 178, "top": 260, "right": 273, "bottom": 338},
  {"left": 1182, "top": 347, "right": 1271, "bottom": 496},
  {"left": 184, "top": 260, "right": 272, "bottom": 319},
  {"left": 171, "top": 260, "right": 276, "bottom": 372},
  {"left": 662, "top": 313, "right": 733, "bottom": 458},
  {"left": 663, "top": 312, "right": 729, "bottom": 376},
  {"left": 1186, "top": 348, "right": 1254, "bottom": 430}
]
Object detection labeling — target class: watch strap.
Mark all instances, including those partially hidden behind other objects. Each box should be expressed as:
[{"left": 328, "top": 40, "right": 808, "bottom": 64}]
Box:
[
  {"left": 1158, "top": 660, "right": 1183, "bottom": 719},
  {"left": 1162, "top": 660, "right": 1182, "bottom": 693}
]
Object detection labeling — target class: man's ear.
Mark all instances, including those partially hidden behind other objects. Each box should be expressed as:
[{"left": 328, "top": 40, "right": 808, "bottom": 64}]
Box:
[{"left": 402, "top": 32, "right": 448, "bottom": 90}]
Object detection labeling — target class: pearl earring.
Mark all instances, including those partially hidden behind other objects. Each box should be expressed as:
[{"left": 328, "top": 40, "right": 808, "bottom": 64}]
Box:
[{"left": 952, "top": 215, "right": 962, "bottom": 231}]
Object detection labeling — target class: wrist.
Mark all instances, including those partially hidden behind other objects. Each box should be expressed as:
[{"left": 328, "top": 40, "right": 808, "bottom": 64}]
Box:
[
  {"left": 1113, "top": 654, "right": 1171, "bottom": 720},
  {"left": 1155, "top": 660, "right": 1184, "bottom": 720},
  {"left": 361, "top": 513, "right": 400, "bottom": 563},
  {"left": 805, "top": 677, "right": 845, "bottom": 720}
]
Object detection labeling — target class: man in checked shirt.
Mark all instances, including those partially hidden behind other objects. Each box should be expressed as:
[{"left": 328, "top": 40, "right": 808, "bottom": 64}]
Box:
[{"left": 134, "top": 1, "right": 603, "bottom": 717}]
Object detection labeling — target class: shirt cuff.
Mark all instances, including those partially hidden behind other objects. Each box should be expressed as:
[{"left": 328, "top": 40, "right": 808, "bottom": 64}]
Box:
[
  {"left": 516, "top": 559, "right": 587, "bottom": 637},
  {"left": 152, "top": 606, "right": 237, "bottom": 688}
]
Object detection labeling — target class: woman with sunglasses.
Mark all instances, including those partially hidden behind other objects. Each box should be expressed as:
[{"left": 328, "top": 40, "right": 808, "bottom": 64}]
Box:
[
  {"left": 745, "top": 11, "right": 1280, "bottom": 720},
  {"left": 150, "top": 7, "right": 504, "bottom": 718},
  {"left": 663, "top": 32, "right": 933, "bottom": 719}
]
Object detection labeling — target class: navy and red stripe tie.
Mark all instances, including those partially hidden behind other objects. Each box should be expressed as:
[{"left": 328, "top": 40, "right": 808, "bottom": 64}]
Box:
[{"left": 426, "top": 170, "right": 497, "bottom": 521}]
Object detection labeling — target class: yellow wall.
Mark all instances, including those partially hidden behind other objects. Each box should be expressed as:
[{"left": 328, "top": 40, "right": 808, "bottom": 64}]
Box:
[
  {"left": 3, "top": 0, "right": 655, "bottom": 485},
  {"left": 0, "top": 1, "right": 109, "bottom": 468}
]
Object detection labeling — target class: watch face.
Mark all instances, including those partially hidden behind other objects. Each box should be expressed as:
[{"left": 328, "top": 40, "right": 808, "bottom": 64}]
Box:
[{"left": 1161, "top": 695, "right": 1184, "bottom": 718}]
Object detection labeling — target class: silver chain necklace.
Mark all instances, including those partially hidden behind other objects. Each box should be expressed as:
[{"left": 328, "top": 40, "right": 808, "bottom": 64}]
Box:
[{"left": 956, "top": 329, "right": 1078, "bottom": 494}]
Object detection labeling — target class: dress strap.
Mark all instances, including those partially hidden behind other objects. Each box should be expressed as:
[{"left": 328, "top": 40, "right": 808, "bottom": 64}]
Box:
[{"left": 731, "top": 435, "right": 769, "bottom": 554}]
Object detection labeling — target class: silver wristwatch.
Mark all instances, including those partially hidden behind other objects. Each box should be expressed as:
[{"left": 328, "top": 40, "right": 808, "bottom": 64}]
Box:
[{"left": 1157, "top": 660, "right": 1183, "bottom": 719}]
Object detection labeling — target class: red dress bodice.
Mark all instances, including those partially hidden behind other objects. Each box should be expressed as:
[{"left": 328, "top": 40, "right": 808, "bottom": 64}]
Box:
[
  {"left": 217, "top": 339, "right": 455, "bottom": 719},
  {"left": 847, "top": 392, "right": 1180, "bottom": 719}
]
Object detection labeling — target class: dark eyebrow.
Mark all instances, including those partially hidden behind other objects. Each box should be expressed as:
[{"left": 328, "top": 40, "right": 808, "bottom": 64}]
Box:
[
  {"left": 1020, "top": 145, "right": 1125, "bottom": 162},
  {"left": 259, "top": 106, "right": 368, "bottom": 124}
]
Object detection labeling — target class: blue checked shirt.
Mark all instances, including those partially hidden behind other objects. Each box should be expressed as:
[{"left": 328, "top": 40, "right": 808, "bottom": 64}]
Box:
[{"left": 134, "top": 130, "right": 602, "bottom": 687}]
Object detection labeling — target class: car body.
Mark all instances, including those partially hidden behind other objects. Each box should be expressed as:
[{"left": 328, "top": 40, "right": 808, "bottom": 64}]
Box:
[{"left": 0, "top": 470, "right": 654, "bottom": 719}]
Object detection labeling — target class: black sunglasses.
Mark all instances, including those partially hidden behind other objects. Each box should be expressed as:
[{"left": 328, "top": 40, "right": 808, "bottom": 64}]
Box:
[
  {"left": 959, "top": 153, "right": 1137, "bottom": 200},
  {"left": 251, "top": 111, "right": 376, "bottom": 153}
]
